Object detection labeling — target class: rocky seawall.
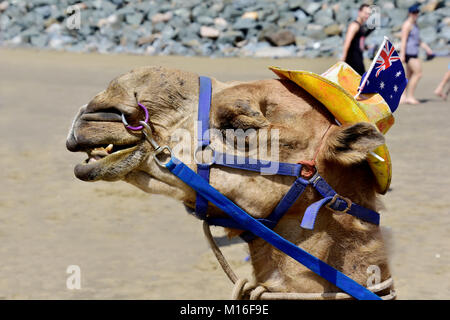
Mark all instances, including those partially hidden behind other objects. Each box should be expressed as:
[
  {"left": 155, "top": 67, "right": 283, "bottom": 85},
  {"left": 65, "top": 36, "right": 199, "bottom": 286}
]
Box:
[{"left": 0, "top": 0, "right": 449, "bottom": 58}]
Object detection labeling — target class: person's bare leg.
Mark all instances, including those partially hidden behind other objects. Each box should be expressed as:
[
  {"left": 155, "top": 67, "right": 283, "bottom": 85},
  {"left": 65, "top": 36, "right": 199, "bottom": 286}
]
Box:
[
  {"left": 405, "top": 58, "right": 422, "bottom": 104},
  {"left": 400, "top": 63, "right": 412, "bottom": 104},
  {"left": 434, "top": 70, "right": 450, "bottom": 100}
]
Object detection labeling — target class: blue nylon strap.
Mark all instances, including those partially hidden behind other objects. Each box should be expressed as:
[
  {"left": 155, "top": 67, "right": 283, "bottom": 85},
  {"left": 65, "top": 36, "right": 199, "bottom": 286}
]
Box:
[
  {"left": 214, "top": 151, "right": 302, "bottom": 177},
  {"left": 240, "top": 176, "right": 310, "bottom": 242},
  {"left": 195, "top": 76, "right": 213, "bottom": 219},
  {"left": 268, "top": 177, "right": 309, "bottom": 221},
  {"left": 166, "top": 157, "right": 381, "bottom": 300},
  {"left": 300, "top": 176, "right": 380, "bottom": 228},
  {"left": 207, "top": 217, "right": 277, "bottom": 230},
  {"left": 300, "top": 196, "right": 334, "bottom": 230}
]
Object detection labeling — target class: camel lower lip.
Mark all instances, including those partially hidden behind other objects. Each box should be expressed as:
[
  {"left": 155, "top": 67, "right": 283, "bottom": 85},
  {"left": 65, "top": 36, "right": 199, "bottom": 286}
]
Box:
[
  {"left": 74, "top": 144, "right": 139, "bottom": 181},
  {"left": 74, "top": 161, "right": 101, "bottom": 181}
]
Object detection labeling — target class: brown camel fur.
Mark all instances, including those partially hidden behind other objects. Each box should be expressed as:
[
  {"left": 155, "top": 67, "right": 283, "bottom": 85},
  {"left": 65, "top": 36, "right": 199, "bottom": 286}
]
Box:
[{"left": 66, "top": 66, "right": 392, "bottom": 296}]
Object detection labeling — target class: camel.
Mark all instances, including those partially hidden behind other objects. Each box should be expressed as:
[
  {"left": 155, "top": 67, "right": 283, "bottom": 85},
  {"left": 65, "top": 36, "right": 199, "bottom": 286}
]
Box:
[{"left": 66, "top": 65, "right": 394, "bottom": 299}]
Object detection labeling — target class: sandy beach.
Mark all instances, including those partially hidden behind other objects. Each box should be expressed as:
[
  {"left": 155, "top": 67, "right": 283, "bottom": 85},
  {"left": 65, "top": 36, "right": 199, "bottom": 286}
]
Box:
[{"left": 0, "top": 48, "right": 448, "bottom": 299}]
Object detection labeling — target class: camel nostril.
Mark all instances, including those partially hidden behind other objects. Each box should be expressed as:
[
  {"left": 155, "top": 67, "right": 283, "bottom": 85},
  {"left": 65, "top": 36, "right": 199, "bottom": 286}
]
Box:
[{"left": 80, "top": 111, "right": 123, "bottom": 122}]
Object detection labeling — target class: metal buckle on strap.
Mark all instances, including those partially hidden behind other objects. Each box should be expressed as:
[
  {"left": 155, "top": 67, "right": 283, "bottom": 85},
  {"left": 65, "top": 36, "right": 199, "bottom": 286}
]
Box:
[
  {"left": 325, "top": 194, "right": 352, "bottom": 215},
  {"left": 194, "top": 144, "right": 215, "bottom": 166},
  {"left": 307, "top": 170, "right": 321, "bottom": 185},
  {"left": 137, "top": 121, "right": 173, "bottom": 167},
  {"left": 153, "top": 145, "right": 173, "bottom": 167}
]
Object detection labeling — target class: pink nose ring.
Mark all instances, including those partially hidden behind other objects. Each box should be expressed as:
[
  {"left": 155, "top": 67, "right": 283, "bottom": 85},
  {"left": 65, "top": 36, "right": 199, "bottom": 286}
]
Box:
[{"left": 121, "top": 102, "right": 149, "bottom": 131}]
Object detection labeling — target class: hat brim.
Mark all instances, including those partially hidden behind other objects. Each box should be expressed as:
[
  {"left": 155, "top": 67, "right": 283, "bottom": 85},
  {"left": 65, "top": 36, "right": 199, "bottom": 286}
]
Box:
[{"left": 270, "top": 64, "right": 392, "bottom": 194}]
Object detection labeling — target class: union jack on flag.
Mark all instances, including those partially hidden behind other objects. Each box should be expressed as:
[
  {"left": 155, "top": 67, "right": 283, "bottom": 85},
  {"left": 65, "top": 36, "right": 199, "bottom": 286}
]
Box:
[
  {"left": 374, "top": 41, "right": 401, "bottom": 77},
  {"left": 358, "top": 38, "right": 407, "bottom": 113}
]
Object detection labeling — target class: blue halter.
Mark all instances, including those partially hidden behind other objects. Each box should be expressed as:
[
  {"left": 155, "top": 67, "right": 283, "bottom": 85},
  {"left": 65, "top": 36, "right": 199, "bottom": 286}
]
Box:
[{"left": 163, "top": 76, "right": 382, "bottom": 300}]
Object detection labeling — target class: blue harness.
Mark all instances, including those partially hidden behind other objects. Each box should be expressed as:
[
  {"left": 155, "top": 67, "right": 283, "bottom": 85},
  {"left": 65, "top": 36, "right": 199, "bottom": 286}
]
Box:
[{"left": 157, "top": 76, "right": 382, "bottom": 300}]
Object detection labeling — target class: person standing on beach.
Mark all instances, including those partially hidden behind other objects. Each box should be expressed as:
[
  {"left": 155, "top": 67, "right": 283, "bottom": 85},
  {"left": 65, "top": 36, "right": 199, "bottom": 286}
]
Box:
[
  {"left": 341, "top": 4, "right": 373, "bottom": 75},
  {"left": 400, "top": 4, "right": 434, "bottom": 105}
]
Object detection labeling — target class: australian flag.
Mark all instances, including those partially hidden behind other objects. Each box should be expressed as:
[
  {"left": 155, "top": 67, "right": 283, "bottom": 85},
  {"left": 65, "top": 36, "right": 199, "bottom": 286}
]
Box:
[{"left": 358, "top": 39, "right": 408, "bottom": 113}]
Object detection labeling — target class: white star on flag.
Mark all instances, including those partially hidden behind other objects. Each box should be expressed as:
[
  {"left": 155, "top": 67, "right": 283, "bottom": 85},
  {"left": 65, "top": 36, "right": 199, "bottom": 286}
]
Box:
[
  {"left": 380, "top": 81, "right": 385, "bottom": 89},
  {"left": 394, "top": 85, "right": 398, "bottom": 92},
  {"left": 395, "top": 71, "right": 402, "bottom": 78}
]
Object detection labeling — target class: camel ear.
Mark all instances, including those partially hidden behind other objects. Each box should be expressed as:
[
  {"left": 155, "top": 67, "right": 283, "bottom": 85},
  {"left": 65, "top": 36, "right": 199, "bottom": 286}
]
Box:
[{"left": 323, "top": 122, "right": 385, "bottom": 165}]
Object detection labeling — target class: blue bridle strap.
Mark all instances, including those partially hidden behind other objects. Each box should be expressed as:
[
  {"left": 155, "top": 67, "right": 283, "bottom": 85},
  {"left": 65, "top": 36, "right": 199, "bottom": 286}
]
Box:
[
  {"left": 195, "top": 76, "right": 213, "bottom": 220},
  {"left": 166, "top": 157, "right": 381, "bottom": 300}
]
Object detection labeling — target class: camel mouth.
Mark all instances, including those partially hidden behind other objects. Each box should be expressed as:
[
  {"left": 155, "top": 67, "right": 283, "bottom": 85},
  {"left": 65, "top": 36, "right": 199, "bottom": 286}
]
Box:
[
  {"left": 81, "top": 143, "right": 137, "bottom": 165},
  {"left": 73, "top": 142, "right": 146, "bottom": 182}
]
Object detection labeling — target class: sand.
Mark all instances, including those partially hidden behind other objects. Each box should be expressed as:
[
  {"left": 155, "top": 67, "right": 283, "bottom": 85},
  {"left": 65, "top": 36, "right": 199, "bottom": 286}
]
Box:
[{"left": 0, "top": 48, "right": 448, "bottom": 299}]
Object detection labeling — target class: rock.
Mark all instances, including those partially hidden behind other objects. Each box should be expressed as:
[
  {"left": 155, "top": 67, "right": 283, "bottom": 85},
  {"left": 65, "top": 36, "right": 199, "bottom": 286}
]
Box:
[
  {"left": 137, "top": 34, "right": 160, "bottom": 46},
  {"left": 151, "top": 12, "right": 173, "bottom": 24},
  {"left": 421, "top": 0, "right": 441, "bottom": 13},
  {"left": 396, "top": 0, "right": 417, "bottom": 9},
  {"left": 440, "top": 26, "right": 450, "bottom": 41},
  {"left": 182, "top": 38, "right": 201, "bottom": 48},
  {"left": 320, "top": 35, "right": 342, "bottom": 50},
  {"left": 417, "top": 13, "right": 438, "bottom": 28},
  {"left": 382, "top": 2, "right": 395, "bottom": 10},
  {"left": 233, "top": 18, "right": 258, "bottom": 30},
  {"left": 335, "top": 7, "right": 351, "bottom": 25},
  {"left": 0, "top": 0, "right": 446, "bottom": 59},
  {"left": 242, "top": 11, "right": 258, "bottom": 20},
  {"left": 9, "top": 35, "right": 24, "bottom": 46},
  {"left": 277, "top": 12, "right": 296, "bottom": 28},
  {"left": 209, "top": 2, "right": 224, "bottom": 16},
  {"left": 173, "top": 8, "right": 191, "bottom": 20},
  {"left": 304, "top": 24, "right": 326, "bottom": 40},
  {"left": 214, "top": 17, "right": 228, "bottom": 30},
  {"left": 104, "top": 14, "right": 120, "bottom": 27},
  {"left": 45, "top": 23, "right": 62, "bottom": 35},
  {"left": 324, "top": 24, "right": 342, "bottom": 36},
  {"left": 161, "top": 25, "right": 178, "bottom": 40},
  {"left": 265, "top": 29, "right": 296, "bottom": 46},
  {"left": 385, "top": 9, "right": 408, "bottom": 26},
  {"left": 288, "top": 0, "right": 306, "bottom": 10},
  {"left": 420, "top": 26, "right": 438, "bottom": 44},
  {"left": 146, "top": 46, "right": 156, "bottom": 55},
  {"left": 34, "top": 5, "right": 52, "bottom": 19},
  {"left": 293, "top": 9, "right": 308, "bottom": 21},
  {"left": 304, "top": 3, "right": 321, "bottom": 16},
  {"left": 314, "top": 8, "right": 334, "bottom": 26},
  {"left": 200, "top": 26, "right": 220, "bottom": 39},
  {"left": 235, "top": 39, "right": 248, "bottom": 48},
  {"left": 20, "top": 26, "right": 41, "bottom": 42},
  {"left": 48, "top": 34, "right": 73, "bottom": 50},
  {"left": 31, "top": 34, "right": 49, "bottom": 47},
  {"left": 126, "top": 12, "right": 143, "bottom": 26},
  {"left": 216, "top": 30, "right": 244, "bottom": 45},
  {"left": 196, "top": 16, "right": 214, "bottom": 25},
  {"left": 441, "top": 16, "right": 450, "bottom": 27},
  {"left": 263, "top": 9, "right": 280, "bottom": 23},
  {"left": 295, "top": 35, "right": 310, "bottom": 47}
]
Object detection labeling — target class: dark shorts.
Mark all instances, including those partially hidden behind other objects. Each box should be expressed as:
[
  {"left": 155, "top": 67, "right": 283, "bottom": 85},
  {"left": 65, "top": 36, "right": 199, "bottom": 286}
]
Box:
[
  {"left": 405, "top": 54, "right": 418, "bottom": 63},
  {"left": 345, "top": 52, "right": 365, "bottom": 76}
]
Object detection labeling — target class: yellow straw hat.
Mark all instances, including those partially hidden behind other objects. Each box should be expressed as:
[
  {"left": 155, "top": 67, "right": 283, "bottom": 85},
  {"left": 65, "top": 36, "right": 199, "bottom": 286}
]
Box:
[{"left": 270, "top": 62, "right": 394, "bottom": 194}]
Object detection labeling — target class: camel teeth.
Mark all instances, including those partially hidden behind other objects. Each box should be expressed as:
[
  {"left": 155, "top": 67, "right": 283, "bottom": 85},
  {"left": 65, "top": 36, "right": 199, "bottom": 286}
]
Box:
[{"left": 106, "top": 144, "right": 113, "bottom": 153}]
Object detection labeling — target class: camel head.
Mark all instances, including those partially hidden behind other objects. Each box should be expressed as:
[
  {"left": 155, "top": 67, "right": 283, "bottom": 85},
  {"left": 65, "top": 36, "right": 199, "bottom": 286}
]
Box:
[
  {"left": 66, "top": 66, "right": 391, "bottom": 296},
  {"left": 67, "top": 66, "right": 385, "bottom": 213}
]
